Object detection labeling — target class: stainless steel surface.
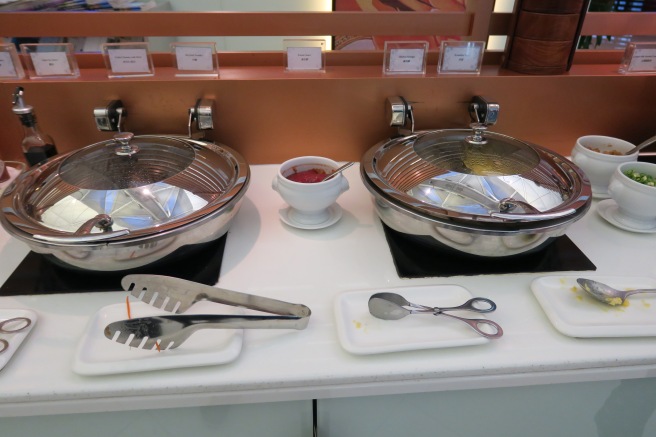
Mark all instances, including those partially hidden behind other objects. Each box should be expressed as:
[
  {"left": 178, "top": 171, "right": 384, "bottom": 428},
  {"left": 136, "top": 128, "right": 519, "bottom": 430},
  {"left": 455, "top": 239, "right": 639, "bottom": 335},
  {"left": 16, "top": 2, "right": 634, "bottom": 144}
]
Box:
[
  {"left": 466, "top": 96, "right": 499, "bottom": 146},
  {"left": 360, "top": 136, "right": 591, "bottom": 256},
  {"left": 368, "top": 292, "right": 502, "bottom": 339},
  {"left": 104, "top": 274, "right": 312, "bottom": 350},
  {"left": 626, "top": 133, "right": 656, "bottom": 155},
  {"left": 425, "top": 178, "right": 576, "bottom": 221},
  {"left": 360, "top": 96, "right": 591, "bottom": 257},
  {"left": 194, "top": 99, "right": 215, "bottom": 131},
  {"left": 576, "top": 278, "right": 656, "bottom": 306},
  {"left": 93, "top": 100, "right": 126, "bottom": 132},
  {"left": 188, "top": 98, "right": 215, "bottom": 138},
  {"left": 468, "top": 96, "right": 499, "bottom": 127},
  {"left": 68, "top": 214, "right": 115, "bottom": 236},
  {"left": 0, "top": 134, "right": 249, "bottom": 271},
  {"left": 104, "top": 313, "right": 307, "bottom": 350},
  {"left": 387, "top": 96, "right": 409, "bottom": 127},
  {"left": 122, "top": 274, "right": 312, "bottom": 317},
  {"left": 323, "top": 162, "right": 354, "bottom": 182},
  {"left": 33, "top": 228, "right": 131, "bottom": 243}
]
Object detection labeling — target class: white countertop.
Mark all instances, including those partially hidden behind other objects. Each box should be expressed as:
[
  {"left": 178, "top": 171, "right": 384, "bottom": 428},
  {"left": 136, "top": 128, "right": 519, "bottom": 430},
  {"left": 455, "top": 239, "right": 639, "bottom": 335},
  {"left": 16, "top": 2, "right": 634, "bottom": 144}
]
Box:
[{"left": 1, "top": 164, "right": 655, "bottom": 417}]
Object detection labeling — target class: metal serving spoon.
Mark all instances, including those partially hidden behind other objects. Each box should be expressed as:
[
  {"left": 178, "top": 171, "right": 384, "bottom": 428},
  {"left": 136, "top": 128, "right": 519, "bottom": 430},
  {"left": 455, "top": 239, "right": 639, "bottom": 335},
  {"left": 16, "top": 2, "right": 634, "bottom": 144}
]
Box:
[
  {"left": 323, "top": 162, "right": 354, "bottom": 181},
  {"left": 576, "top": 278, "right": 656, "bottom": 306},
  {"left": 368, "top": 292, "right": 503, "bottom": 339},
  {"left": 625, "top": 133, "right": 656, "bottom": 155}
]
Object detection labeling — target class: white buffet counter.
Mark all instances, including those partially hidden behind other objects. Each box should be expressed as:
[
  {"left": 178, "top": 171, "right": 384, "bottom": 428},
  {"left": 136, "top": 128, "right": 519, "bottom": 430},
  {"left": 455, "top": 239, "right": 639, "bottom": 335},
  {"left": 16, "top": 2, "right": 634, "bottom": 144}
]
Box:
[{"left": 1, "top": 164, "right": 656, "bottom": 434}]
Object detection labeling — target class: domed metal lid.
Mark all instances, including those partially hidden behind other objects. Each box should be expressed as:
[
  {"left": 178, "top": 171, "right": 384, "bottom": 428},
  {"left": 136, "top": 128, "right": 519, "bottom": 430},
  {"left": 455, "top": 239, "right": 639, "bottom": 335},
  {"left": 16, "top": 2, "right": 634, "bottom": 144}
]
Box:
[
  {"left": 362, "top": 128, "right": 591, "bottom": 227},
  {"left": 0, "top": 134, "right": 249, "bottom": 244}
]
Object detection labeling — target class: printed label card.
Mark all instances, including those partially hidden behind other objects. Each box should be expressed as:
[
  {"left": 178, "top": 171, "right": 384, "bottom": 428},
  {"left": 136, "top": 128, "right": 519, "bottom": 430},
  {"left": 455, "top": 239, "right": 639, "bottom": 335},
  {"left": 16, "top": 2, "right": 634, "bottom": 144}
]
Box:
[
  {"left": 172, "top": 42, "right": 218, "bottom": 77},
  {"left": 21, "top": 43, "right": 79, "bottom": 79},
  {"left": 619, "top": 42, "right": 656, "bottom": 74},
  {"left": 438, "top": 41, "right": 485, "bottom": 75},
  {"left": 284, "top": 39, "right": 325, "bottom": 72},
  {"left": 102, "top": 42, "right": 154, "bottom": 78},
  {"left": 383, "top": 41, "right": 428, "bottom": 75},
  {"left": 0, "top": 44, "right": 25, "bottom": 79}
]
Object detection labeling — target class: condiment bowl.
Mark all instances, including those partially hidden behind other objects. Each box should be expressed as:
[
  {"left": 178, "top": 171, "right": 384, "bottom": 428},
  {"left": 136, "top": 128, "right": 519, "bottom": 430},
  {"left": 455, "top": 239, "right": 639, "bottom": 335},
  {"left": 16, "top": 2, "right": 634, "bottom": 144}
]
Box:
[
  {"left": 608, "top": 161, "right": 656, "bottom": 231},
  {"left": 272, "top": 156, "right": 349, "bottom": 226},
  {"left": 571, "top": 135, "right": 638, "bottom": 198}
]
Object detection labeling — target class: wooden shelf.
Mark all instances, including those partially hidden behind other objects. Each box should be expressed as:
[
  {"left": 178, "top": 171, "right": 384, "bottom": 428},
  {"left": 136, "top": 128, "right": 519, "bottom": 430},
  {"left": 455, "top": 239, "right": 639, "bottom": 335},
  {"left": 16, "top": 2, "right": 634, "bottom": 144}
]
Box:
[{"left": 1, "top": 7, "right": 654, "bottom": 164}]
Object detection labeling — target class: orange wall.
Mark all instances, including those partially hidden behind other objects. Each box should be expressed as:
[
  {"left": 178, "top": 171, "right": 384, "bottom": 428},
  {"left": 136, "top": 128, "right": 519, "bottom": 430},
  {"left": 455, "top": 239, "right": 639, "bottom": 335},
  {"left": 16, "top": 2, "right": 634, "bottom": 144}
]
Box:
[{"left": 1, "top": 62, "right": 655, "bottom": 165}]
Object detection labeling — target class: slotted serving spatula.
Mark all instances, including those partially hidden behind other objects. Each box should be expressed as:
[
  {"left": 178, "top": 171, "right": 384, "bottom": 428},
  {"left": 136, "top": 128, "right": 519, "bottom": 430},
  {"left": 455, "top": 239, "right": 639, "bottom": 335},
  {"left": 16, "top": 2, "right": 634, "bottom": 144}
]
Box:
[{"left": 103, "top": 275, "right": 311, "bottom": 350}]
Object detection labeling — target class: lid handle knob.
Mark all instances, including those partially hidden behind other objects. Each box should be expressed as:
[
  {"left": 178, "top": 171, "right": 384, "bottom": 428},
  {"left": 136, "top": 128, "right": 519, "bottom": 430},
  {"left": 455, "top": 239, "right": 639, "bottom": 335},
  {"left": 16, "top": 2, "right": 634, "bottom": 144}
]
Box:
[
  {"left": 466, "top": 123, "right": 488, "bottom": 145},
  {"left": 114, "top": 132, "right": 139, "bottom": 156}
]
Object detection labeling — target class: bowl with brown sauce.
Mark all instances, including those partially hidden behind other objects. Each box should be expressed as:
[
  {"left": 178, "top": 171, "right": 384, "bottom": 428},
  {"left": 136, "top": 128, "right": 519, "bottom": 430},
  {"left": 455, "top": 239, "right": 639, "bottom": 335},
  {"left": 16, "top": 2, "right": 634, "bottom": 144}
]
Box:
[
  {"left": 571, "top": 135, "right": 638, "bottom": 198},
  {"left": 272, "top": 156, "right": 349, "bottom": 228}
]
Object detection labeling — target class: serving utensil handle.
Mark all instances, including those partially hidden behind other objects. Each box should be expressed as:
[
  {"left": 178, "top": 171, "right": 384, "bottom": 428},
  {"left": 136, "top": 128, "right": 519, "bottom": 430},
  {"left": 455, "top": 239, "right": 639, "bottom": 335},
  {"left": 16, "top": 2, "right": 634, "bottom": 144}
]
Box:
[
  {"left": 435, "top": 312, "right": 503, "bottom": 339},
  {"left": 169, "top": 314, "right": 308, "bottom": 330}
]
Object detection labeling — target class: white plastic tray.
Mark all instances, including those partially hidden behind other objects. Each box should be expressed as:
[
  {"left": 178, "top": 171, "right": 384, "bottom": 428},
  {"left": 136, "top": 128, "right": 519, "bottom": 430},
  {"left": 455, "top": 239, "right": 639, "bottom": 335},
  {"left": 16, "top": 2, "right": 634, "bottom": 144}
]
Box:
[
  {"left": 73, "top": 300, "right": 243, "bottom": 375},
  {"left": 532, "top": 275, "right": 656, "bottom": 338},
  {"left": 334, "top": 284, "right": 491, "bottom": 355}
]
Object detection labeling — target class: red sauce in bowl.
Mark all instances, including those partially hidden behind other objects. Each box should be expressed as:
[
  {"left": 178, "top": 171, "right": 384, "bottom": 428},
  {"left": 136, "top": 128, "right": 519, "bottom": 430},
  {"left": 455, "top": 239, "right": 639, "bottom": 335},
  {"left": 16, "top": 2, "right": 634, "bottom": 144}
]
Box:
[{"left": 287, "top": 169, "right": 329, "bottom": 183}]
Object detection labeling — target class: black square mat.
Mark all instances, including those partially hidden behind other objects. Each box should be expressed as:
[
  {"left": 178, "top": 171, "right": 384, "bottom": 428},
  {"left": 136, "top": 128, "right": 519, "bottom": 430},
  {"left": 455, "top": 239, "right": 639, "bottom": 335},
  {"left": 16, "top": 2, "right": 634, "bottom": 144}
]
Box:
[
  {"left": 0, "top": 235, "right": 227, "bottom": 296},
  {"left": 382, "top": 223, "right": 596, "bottom": 278}
]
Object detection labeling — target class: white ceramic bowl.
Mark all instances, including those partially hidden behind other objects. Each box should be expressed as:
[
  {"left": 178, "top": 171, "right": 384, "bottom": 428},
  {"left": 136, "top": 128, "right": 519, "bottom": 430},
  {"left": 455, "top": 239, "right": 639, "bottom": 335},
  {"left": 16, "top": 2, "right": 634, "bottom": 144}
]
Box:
[
  {"left": 608, "top": 161, "right": 656, "bottom": 230},
  {"left": 272, "top": 156, "right": 349, "bottom": 226},
  {"left": 571, "top": 135, "right": 637, "bottom": 198}
]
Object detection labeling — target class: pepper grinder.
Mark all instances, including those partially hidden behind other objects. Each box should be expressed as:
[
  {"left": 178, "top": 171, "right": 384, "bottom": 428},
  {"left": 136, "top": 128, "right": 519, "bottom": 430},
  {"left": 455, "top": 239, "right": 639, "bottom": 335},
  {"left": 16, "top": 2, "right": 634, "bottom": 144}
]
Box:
[{"left": 11, "top": 87, "right": 58, "bottom": 166}]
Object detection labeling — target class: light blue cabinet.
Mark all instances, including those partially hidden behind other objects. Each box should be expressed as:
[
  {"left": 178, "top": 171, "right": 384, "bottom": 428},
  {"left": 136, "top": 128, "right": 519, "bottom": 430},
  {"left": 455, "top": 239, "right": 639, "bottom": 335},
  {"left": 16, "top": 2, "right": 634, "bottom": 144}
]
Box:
[
  {"left": 6, "top": 378, "right": 656, "bottom": 437},
  {"left": 2, "top": 400, "right": 311, "bottom": 437},
  {"left": 318, "top": 378, "right": 656, "bottom": 437}
]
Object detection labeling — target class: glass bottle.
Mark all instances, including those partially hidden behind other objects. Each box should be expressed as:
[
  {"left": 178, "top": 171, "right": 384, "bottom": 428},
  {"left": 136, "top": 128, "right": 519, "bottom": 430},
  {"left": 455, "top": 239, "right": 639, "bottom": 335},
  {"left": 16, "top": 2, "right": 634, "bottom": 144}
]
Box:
[{"left": 12, "top": 87, "right": 58, "bottom": 167}]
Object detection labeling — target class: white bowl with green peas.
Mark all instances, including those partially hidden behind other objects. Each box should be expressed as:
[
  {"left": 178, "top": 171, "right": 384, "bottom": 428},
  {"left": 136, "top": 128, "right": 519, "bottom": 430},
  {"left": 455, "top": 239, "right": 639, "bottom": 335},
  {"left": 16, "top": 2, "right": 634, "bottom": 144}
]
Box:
[{"left": 608, "top": 162, "right": 656, "bottom": 230}]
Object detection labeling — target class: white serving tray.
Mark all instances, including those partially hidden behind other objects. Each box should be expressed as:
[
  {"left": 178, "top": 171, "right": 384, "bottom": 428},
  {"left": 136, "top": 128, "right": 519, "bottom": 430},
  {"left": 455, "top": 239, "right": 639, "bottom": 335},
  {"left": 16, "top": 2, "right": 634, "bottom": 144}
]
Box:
[
  {"left": 334, "top": 284, "right": 491, "bottom": 355},
  {"left": 73, "top": 300, "right": 243, "bottom": 375},
  {"left": 532, "top": 275, "right": 656, "bottom": 338}
]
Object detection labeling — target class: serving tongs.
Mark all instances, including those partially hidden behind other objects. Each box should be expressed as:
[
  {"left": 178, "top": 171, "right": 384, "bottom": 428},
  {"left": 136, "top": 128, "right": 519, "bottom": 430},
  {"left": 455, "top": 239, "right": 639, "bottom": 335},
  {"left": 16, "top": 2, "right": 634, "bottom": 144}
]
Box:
[{"left": 103, "top": 275, "right": 311, "bottom": 350}]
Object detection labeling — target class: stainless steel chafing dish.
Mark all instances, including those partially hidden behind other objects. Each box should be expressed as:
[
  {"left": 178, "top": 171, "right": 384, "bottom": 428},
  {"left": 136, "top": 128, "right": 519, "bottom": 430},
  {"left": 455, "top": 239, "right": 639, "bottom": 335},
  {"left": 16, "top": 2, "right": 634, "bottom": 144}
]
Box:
[
  {"left": 360, "top": 96, "right": 592, "bottom": 257},
  {"left": 0, "top": 99, "right": 250, "bottom": 271}
]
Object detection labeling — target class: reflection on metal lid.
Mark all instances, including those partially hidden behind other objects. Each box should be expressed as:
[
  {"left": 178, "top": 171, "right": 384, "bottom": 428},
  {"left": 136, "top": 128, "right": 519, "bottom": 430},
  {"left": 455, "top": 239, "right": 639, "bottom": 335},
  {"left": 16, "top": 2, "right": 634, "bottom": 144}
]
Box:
[
  {"left": 0, "top": 135, "right": 249, "bottom": 241},
  {"left": 362, "top": 129, "right": 590, "bottom": 225},
  {"left": 59, "top": 135, "right": 195, "bottom": 190},
  {"left": 41, "top": 183, "right": 209, "bottom": 233}
]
